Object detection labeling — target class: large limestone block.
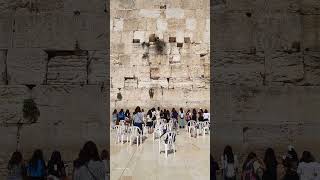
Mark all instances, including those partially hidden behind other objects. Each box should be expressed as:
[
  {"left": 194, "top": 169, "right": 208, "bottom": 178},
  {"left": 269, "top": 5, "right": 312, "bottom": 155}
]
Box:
[
  {"left": 20, "top": 85, "right": 107, "bottom": 153},
  {"left": 6, "top": 48, "right": 47, "bottom": 84},
  {"left": 304, "top": 52, "right": 320, "bottom": 85},
  {"left": 74, "top": 14, "right": 107, "bottom": 50},
  {"left": 256, "top": 12, "right": 301, "bottom": 52},
  {"left": 301, "top": 0, "right": 320, "bottom": 14},
  {"left": 139, "top": 9, "right": 160, "bottom": 18},
  {"left": 213, "top": 12, "right": 258, "bottom": 51},
  {"left": 170, "top": 65, "right": 189, "bottom": 78},
  {"left": 213, "top": 52, "right": 264, "bottom": 86},
  {"left": 265, "top": 52, "right": 304, "bottom": 83},
  {"left": 165, "top": 8, "right": 185, "bottom": 19},
  {"left": 88, "top": 51, "right": 107, "bottom": 84},
  {"left": 302, "top": 15, "right": 320, "bottom": 51},
  {"left": 0, "top": 13, "right": 13, "bottom": 48},
  {"left": 123, "top": 18, "right": 147, "bottom": 31},
  {"left": 13, "top": 13, "right": 76, "bottom": 49},
  {"left": 47, "top": 53, "right": 88, "bottom": 84},
  {"left": 0, "top": 85, "right": 30, "bottom": 124},
  {"left": 0, "top": 50, "right": 7, "bottom": 85}
]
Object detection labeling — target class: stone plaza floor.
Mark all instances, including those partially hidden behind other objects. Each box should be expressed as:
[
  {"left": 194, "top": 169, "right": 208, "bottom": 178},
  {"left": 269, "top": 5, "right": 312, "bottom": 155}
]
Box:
[{"left": 110, "top": 129, "right": 210, "bottom": 180}]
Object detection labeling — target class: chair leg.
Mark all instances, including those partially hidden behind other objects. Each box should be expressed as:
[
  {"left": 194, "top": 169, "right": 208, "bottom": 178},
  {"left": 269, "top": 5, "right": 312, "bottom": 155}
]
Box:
[
  {"left": 165, "top": 144, "right": 168, "bottom": 158},
  {"left": 173, "top": 144, "right": 176, "bottom": 156}
]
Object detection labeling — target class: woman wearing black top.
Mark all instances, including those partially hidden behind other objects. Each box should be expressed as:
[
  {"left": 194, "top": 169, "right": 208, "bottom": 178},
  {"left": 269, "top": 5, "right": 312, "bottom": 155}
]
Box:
[
  {"left": 47, "top": 151, "right": 66, "bottom": 180},
  {"left": 192, "top": 109, "right": 197, "bottom": 121},
  {"left": 198, "top": 111, "right": 204, "bottom": 122},
  {"left": 262, "top": 148, "right": 277, "bottom": 180},
  {"left": 165, "top": 110, "right": 171, "bottom": 122}
]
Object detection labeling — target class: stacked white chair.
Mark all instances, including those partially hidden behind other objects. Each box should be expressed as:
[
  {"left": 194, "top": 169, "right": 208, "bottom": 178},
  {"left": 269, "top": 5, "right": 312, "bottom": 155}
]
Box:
[
  {"left": 187, "top": 120, "right": 197, "bottom": 137},
  {"left": 203, "top": 121, "right": 210, "bottom": 135},
  {"left": 153, "top": 124, "right": 163, "bottom": 141},
  {"left": 196, "top": 122, "right": 206, "bottom": 136},
  {"left": 128, "top": 126, "right": 142, "bottom": 147},
  {"left": 159, "top": 131, "right": 176, "bottom": 158},
  {"left": 114, "top": 125, "right": 125, "bottom": 144}
]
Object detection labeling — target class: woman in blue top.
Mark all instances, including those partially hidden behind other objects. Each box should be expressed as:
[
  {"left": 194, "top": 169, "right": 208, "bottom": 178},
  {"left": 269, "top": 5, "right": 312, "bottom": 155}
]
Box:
[
  {"left": 133, "top": 106, "right": 144, "bottom": 134},
  {"left": 26, "top": 149, "right": 46, "bottom": 180}
]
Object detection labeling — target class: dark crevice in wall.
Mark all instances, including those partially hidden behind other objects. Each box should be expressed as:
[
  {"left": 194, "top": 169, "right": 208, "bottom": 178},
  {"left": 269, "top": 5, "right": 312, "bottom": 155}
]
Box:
[
  {"left": 87, "top": 51, "right": 97, "bottom": 84},
  {"left": 3, "top": 50, "right": 8, "bottom": 85},
  {"left": 45, "top": 50, "right": 88, "bottom": 60}
]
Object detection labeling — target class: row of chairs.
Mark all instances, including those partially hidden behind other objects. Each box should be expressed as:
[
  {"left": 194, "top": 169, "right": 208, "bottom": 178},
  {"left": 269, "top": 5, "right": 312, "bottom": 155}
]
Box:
[{"left": 187, "top": 120, "right": 210, "bottom": 137}]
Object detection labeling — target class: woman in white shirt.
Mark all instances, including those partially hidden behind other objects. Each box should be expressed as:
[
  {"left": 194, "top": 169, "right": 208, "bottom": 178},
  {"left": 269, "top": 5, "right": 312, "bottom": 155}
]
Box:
[
  {"left": 203, "top": 109, "right": 210, "bottom": 121},
  {"left": 221, "top": 145, "right": 238, "bottom": 180},
  {"left": 297, "top": 151, "right": 318, "bottom": 180}
]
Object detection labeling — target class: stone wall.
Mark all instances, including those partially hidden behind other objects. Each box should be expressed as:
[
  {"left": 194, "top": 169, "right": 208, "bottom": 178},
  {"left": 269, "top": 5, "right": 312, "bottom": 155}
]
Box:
[
  {"left": 212, "top": 0, "right": 320, "bottom": 162},
  {"left": 110, "top": 0, "right": 210, "bottom": 112},
  {"left": 0, "top": 0, "right": 107, "bottom": 177}
]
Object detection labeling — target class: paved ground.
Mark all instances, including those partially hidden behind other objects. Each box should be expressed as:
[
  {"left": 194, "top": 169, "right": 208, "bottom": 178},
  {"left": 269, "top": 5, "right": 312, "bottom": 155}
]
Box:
[{"left": 110, "top": 128, "right": 210, "bottom": 180}]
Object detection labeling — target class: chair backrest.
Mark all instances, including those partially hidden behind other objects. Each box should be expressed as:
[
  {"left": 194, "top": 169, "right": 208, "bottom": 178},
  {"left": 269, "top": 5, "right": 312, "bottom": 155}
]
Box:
[
  {"left": 129, "top": 126, "right": 141, "bottom": 135},
  {"left": 188, "top": 120, "right": 197, "bottom": 126},
  {"left": 119, "top": 120, "right": 126, "bottom": 126},
  {"left": 204, "top": 121, "right": 210, "bottom": 127},
  {"left": 166, "top": 132, "right": 176, "bottom": 145},
  {"left": 197, "top": 122, "right": 205, "bottom": 129}
]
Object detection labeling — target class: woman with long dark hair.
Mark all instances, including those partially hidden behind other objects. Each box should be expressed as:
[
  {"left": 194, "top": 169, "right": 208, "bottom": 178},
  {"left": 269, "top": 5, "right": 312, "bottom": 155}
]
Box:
[
  {"left": 47, "top": 151, "right": 66, "bottom": 180},
  {"left": 191, "top": 109, "right": 197, "bottom": 121},
  {"left": 242, "top": 152, "right": 265, "bottom": 180},
  {"left": 282, "top": 146, "right": 299, "bottom": 180},
  {"left": 262, "top": 148, "right": 278, "bottom": 180},
  {"left": 133, "top": 106, "right": 144, "bottom": 134},
  {"left": 26, "top": 149, "right": 46, "bottom": 180},
  {"left": 73, "top": 141, "right": 106, "bottom": 180},
  {"left": 221, "top": 145, "right": 238, "bottom": 180},
  {"left": 112, "top": 109, "right": 118, "bottom": 127},
  {"left": 297, "top": 151, "right": 317, "bottom": 180},
  {"left": 7, "top": 151, "right": 26, "bottom": 180}
]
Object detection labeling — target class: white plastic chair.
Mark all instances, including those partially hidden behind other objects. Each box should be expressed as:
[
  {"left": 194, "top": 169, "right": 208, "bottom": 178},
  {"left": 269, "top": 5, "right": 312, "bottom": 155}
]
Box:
[
  {"left": 128, "top": 126, "right": 142, "bottom": 147},
  {"left": 159, "top": 131, "right": 176, "bottom": 158},
  {"left": 187, "top": 120, "right": 197, "bottom": 137},
  {"left": 196, "top": 122, "right": 205, "bottom": 136},
  {"left": 203, "top": 121, "right": 210, "bottom": 135},
  {"left": 153, "top": 124, "right": 163, "bottom": 141},
  {"left": 114, "top": 125, "right": 124, "bottom": 144}
]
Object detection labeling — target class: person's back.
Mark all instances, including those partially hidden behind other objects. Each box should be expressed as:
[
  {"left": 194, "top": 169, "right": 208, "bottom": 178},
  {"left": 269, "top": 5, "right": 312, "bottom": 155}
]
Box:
[
  {"left": 298, "top": 162, "right": 318, "bottom": 180},
  {"left": 73, "top": 160, "right": 106, "bottom": 180},
  {"left": 134, "top": 112, "right": 143, "bottom": 123},
  {"left": 7, "top": 164, "right": 25, "bottom": 180},
  {"left": 27, "top": 159, "right": 46, "bottom": 179},
  {"left": 47, "top": 160, "right": 66, "bottom": 179}
]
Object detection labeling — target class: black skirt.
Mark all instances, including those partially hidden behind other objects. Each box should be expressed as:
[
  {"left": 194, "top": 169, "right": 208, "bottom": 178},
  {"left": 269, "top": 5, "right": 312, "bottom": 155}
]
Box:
[{"left": 146, "top": 121, "right": 153, "bottom": 127}]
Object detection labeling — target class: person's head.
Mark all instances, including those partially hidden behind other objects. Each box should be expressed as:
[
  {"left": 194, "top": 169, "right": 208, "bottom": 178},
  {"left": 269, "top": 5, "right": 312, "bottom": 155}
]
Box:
[
  {"left": 187, "top": 109, "right": 190, "bottom": 113},
  {"left": 287, "top": 146, "right": 298, "bottom": 161},
  {"left": 300, "top": 151, "right": 314, "bottom": 163},
  {"left": 30, "top": 149, "right": 44, "bottom": 168},
  {"left": 135, "top": 106, "right": 141, "bottom": 113},
  {"left": 113, "top": 109, "right": 117, "bottom": 114},
  {"left": 101, "top": 150, "right": 109, "bottom": 160},
  {"left": 142, "top": 109, "right": 144, "bottom": 112},
  {"left": 264, "top": 148, "right": 277, "bottom": 167},
  {"left": 243, "top": 152, "right": 257, "bottom": 170},
  {"left": 180, "top": 108, "right": 183, "bottom": 112},
  {"left": 49, "top": 151, "right": 62, "bottom": 164},
  {"left": 193, "top": 109, "right": 196, "bottom": 113},
  {"left": 157, "top": 107, "right": 160, "bottom": 111},
  {"left": 204, "top": 109, "right": 208, "bottom": 113},
  {"left": 120, "top": 109, "right": 123, "bottom": 112},
  {"left": 125, "top": 109, "right": 129, "bottom": 113},
  {"left": 77, "top": 141, "right": 100, "bottom": 167},
  {"left": 223, "top": 145, "right": 234, "bottom": 163},
  {"left": 8, "top": 151, "right": 23, "bottom": 168}
]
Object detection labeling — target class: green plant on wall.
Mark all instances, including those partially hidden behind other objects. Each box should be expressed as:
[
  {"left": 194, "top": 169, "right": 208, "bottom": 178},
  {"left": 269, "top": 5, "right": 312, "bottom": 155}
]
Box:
[
  {"left": 155, "top": 37, "right": 166, "bottom": 54},
  {"left": 14, "top": 98, "right": 40, "bottom": 150},
  {"left": 23, "top": 98, "right": 40, "bottom": 123}
]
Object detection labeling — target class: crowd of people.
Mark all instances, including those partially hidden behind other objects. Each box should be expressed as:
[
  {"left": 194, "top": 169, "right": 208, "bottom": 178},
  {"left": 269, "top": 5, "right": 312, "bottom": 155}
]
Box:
[
  {"left": 111, "top": 106, "right": 210, "bottom": 134},
  {"left": 6, "top": 141, "right": 109, "bottom": 180},
  {"left": 211, "top": 145, "right": 320, "bottom": 180}
]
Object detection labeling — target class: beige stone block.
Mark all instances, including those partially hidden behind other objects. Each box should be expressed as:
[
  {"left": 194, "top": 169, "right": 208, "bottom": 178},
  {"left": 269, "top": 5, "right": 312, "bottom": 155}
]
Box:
[
  {"left": 302, "top": 15, "right": 320, "bottom": 51},
  {"left": 167, "top": 19, "right": 186, "bottom": 31},
  {"left": 0, "top": 50, "right": 7, "bottom": 85},
  {"left": 123, "top": 18, "right": 147, "bottom": 31},
  {"left": 7, "top": 48, "right": 47, "bottom": 84},
  {"left": 165, "top": 8, "right": 185, "bottom": 19},
  {"left": 265, "top": 52, "right": 304, "bottom": 83},
  {"left": 156, "top": 18, "right": 167, "bottom": 32},
  {"left": 113, "top": 18, "right": 124, "bottom": 32},
  {"left": 47, "top": 53, "right": 87, "bottom": 84},
  {"left": 146, "top": 18, "right": 157, "bottom": 31},
  {"left": 139, "top": 9, "right": 161, "bottom": 18},
  {"left": 0, "top": 85, "right": 30, "bottom": 124},
  {"left": 88, "top": 51, "right": 107, "bottom": 84},
  {"left": 0, "top": 13, "right": 13, "bottom": 48},
  {"left": 186, "top": 18, "right": 196, "bottom": 31},
  {"left": 170, "top": 65, "right": 189, "bottom": 78},
  {"left": 13, "top": 13, "right": 75, "bottom": 49}
]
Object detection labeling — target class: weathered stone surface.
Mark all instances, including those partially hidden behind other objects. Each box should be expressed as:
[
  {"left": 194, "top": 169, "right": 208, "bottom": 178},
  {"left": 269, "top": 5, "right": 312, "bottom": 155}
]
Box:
[
  {"left": 88, "top": 51, "right": 107, "bottom": 84},
  {"left": 0, "top": 50, "right": 7, "bottom": 85},
  {"left": 0, "top": 85, "right": 30, "bottom": 124},
  {"left": 47, "top": 54, "right": 87, "bottom": 84},
  {"left": 0, "top": 13, "right": 13, "bottom": 48},
  {"left": 303, "top": 52, "right": 320, "bottom": 85},
  {"left": 13, "top": 13, "right": 75, "bottom": 49},
  {"left": 213, "top": 52, "right": 264, "bottom": 86},
  {"left": 302, "top": 15, "right": 320, "bottom": 51},
  {"left": 6, "top": 48, "right": 47, "bottom": 84},
  {"left": 265, "top": 52, "right": 304, "bottom": 83}
]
